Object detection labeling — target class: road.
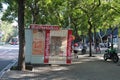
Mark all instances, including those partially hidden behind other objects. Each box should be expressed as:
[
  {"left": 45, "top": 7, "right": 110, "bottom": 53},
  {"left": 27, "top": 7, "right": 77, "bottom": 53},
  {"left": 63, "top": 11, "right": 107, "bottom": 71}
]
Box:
[{"left": 0, "top": 44, "right": 18, "bottom": 77}]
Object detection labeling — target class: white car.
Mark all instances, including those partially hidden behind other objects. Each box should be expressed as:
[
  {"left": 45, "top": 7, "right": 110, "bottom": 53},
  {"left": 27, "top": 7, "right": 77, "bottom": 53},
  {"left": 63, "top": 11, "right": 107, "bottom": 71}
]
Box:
[
  {"left": 86, "top": 43, "right": 108, "bottom": 54},
  {"left": 98, "top": 43, "right": 108, "bottom": 54}
]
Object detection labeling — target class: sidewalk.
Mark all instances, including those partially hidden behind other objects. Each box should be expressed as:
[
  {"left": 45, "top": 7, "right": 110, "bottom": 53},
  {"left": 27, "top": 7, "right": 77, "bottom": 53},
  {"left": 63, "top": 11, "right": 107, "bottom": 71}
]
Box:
[{"left": 1, "top": 53, "right": 120, "bottom": 80}]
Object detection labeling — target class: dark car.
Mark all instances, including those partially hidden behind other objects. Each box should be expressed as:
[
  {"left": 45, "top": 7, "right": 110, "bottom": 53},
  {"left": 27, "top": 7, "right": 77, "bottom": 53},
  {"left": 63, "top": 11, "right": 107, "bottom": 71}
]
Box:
[{"left": 10, "top": 37, "right": 19, "bottom": 45}]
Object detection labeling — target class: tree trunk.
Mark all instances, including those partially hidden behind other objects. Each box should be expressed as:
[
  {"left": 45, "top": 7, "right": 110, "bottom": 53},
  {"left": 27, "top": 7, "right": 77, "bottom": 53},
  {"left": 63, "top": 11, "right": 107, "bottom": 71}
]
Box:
[
  {"left": 73, "top": 22, "right": 79, "bottom": 40},
  {"left": 30, "top": 0, "right": 39, "bottom": 24},
  {"left": 94, "top": 26, "right": 97, "bottom": 53},
  {"left": 111, "top": 29, "right": 114, "bottom": 49},
  {"left": 17, "top": 0, "right": 25, "bottom": 71},
  {"left": 98, "top": 31, "right": 103, "bottom": 43},
  {"left": 88, "top": 29, "right": 92, "bottom": 56},
  {"left": 88, "top": 20, "right": 92, "bottom": 57}
]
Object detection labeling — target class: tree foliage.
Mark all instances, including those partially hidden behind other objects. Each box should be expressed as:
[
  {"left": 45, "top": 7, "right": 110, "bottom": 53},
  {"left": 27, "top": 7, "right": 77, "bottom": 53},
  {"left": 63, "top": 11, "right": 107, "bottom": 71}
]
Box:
[
  {"left": 0, "top": 1, "right": 3, "bottom": 12},
  {"left": 1, "top": 0, "right": 18, "bottom": 22},
  {"left": 0, "top": 21, "right": 15, "bottom": 42},
  {"left": 1, "top": 0, "right": 120, "bottom": 29},
  {"left": 1, "top": 0, "right": 120, "bottom": 58}
]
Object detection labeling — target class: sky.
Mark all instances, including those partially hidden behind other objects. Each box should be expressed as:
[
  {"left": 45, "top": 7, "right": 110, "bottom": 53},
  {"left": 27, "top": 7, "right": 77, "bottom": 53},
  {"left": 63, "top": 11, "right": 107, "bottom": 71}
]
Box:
[{"left": 2, "top": 3, "right": 8, "bottom": 10}]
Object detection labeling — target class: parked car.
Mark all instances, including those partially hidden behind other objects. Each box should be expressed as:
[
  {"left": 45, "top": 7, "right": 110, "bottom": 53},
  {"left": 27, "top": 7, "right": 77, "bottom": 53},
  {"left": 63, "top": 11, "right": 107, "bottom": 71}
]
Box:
[
  {"left": 109, "top": 42, "right": 118, "bottom": 49},
  {"left": 72, "top": 42, "right": 110, "bottom": 54},
  {"left": 85, "top": 43, "right": 108, "bottom": 54},
  {"left": 98, "top": 43, "right": 108, "bottom": 54},
  {"left": 9, "top": 37, "right": 19, "bottom": 45}
]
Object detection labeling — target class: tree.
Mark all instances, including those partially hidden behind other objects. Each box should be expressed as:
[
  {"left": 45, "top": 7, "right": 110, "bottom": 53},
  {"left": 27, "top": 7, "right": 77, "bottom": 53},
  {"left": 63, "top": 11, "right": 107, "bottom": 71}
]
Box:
[
  {"left": 0, "top": 1, "right": 2, "bottom": 11},
  {"left": 1, "top": 0, "right": 120, "bottom": 57},
  {"left": 100, "top": 0, "right": 120, "bottom": 49},
  {"left": 17, "top": 0, "right": 25, "bottom": 70},
  {"left": 0, "top": 21, "right": 15, "bottom": 42},
  {"left": 75, "top": 0, "right": 101, "bottom": 56},
  {"left": 1, "top": 0, "right": 18, "bottom": 22}
]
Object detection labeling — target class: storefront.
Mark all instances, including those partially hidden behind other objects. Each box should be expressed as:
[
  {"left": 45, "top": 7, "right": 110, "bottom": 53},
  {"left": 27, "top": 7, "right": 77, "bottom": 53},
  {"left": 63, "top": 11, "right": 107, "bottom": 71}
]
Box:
[{"left": 25, "top": 24, "right": 72, "bottom": 64}]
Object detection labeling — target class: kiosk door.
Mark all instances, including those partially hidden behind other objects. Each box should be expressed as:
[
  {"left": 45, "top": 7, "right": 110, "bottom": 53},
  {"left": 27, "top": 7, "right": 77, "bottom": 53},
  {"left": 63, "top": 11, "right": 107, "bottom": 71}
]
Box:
[{"left": 48, "top": 30, "right": 72, "bottom": 64}]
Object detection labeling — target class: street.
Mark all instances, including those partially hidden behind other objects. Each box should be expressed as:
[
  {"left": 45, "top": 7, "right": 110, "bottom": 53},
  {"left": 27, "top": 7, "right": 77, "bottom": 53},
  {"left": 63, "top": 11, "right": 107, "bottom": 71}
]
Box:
[{"left": 0, "top": 44, "right": 18, "bottom": 77}]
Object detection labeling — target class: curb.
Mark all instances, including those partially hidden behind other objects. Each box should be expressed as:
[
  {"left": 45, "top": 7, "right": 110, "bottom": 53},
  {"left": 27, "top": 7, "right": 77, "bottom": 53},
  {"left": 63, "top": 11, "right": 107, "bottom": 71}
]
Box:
[{"left": 0, "top": 60, "right": 17, "bottom": 79}]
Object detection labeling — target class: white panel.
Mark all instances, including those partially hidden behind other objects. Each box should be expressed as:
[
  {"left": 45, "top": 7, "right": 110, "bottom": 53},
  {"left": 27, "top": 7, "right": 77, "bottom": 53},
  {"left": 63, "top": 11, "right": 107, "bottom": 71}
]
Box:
[
  {"left": 31, "top": 55, "right": 44, "bottom": 64},
  {"left": 25, "top": 29, "right": 33, "bottom": 63}
]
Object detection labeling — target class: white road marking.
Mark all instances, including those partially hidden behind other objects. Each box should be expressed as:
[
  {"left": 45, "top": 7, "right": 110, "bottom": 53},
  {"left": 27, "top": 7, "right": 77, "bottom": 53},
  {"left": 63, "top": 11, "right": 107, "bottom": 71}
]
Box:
[
  {"left": 0, "top": 44, "right": 19, "bottom": 79},
  {"left": 0, "top": 60, "right": 17, "bottom": 79}
]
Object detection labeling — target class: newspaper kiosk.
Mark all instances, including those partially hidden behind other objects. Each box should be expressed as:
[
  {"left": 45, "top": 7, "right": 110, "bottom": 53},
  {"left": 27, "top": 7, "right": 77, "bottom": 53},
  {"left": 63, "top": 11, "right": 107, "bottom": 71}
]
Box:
[{"left": 25, "top": 24, "right": 72, "bottom": 64}]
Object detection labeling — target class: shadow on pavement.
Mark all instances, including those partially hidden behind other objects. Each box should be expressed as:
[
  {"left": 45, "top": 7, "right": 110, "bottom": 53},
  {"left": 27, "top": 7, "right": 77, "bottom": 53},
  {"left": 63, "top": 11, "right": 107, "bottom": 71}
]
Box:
[{"left": 1, "top": 55, "right": 120, "bottom": 80}]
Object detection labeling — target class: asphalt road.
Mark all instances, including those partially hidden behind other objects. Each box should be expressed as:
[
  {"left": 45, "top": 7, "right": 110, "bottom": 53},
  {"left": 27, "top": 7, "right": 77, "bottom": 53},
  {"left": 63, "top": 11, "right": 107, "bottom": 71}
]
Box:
[{"left": 0, "top": 44, "right": 18, "bottom": 76}]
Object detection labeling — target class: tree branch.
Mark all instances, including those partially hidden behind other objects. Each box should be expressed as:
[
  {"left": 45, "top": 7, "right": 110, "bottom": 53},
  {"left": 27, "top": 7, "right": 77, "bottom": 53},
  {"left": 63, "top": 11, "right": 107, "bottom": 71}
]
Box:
[
  {"left": 111, "top": 7, "right": 120, "bottom": 14},
  {"left": 93, "top": 0, "right": 101, "bottom": 11}
]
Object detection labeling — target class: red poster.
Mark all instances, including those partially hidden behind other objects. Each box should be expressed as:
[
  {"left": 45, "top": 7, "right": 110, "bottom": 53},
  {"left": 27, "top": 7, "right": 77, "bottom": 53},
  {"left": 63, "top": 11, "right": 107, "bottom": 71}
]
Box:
[
  {"left": 44, "top": 30, "right": 50, "bottom": 63},
  {"left": 32, "top": 30, "right": 45, "bottom": 55},
  {"left": 66, "top": 30, "right": 72, "bottom": 64}
]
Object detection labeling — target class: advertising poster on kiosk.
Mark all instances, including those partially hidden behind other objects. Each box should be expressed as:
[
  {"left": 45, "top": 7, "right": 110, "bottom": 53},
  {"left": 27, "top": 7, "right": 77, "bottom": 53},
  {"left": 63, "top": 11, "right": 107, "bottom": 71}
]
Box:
[{"left": 32, "top": 30, "right": 45, "bottom": 55}]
